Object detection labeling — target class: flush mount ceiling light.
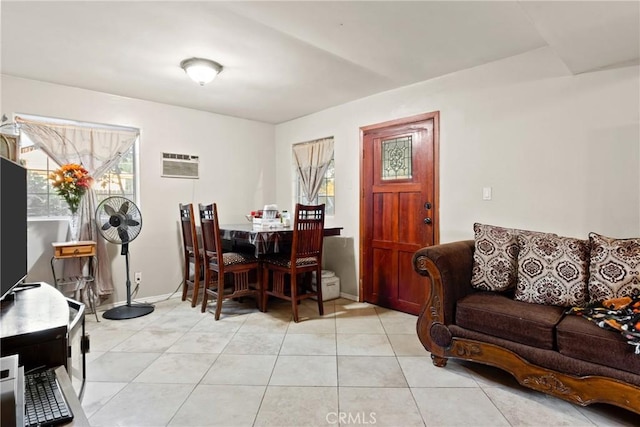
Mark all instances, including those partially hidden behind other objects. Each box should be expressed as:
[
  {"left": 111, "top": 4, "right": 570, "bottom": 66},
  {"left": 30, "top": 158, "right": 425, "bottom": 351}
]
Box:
[{"left": 180, "top": 57, "right": 223, "bottom": 86}]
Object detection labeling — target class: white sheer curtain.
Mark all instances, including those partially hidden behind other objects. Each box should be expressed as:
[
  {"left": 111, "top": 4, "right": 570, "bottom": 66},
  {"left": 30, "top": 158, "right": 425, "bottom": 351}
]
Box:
[
  {"left": 293, "top": 137, "right": 334, "bottom": 203},
  {"left": 15, "top": 114, "right": 139, "bottom": 305}
]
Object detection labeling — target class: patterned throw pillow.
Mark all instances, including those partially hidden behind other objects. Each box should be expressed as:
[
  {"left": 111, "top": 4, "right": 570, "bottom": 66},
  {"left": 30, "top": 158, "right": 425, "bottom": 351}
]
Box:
[
  {"left": 588, "top": 233, "right": 640, "bottom": 302},
  {"left": 471, "top": 223, "right": 522, "bottom": 292},
  {"left": 514, "top": 233, "right": 589, "bottom": 307}
]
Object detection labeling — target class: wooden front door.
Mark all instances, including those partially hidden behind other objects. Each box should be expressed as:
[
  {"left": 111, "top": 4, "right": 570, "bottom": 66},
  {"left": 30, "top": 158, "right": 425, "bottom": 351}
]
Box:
[{"left": 360, "top": 112, "right": 439, "bottom": 314}]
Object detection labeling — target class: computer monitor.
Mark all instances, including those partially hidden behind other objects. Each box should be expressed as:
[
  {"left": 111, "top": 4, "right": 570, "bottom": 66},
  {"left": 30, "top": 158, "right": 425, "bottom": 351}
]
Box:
[{"left": 0, "top": 157, "right": 28, "bottom": 301}]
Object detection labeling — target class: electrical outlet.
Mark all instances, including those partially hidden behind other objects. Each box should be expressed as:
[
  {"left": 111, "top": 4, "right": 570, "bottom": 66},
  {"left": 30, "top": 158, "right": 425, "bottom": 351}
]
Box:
[{"left": 134, "top": 272, "right": 142, "bottom": 285}]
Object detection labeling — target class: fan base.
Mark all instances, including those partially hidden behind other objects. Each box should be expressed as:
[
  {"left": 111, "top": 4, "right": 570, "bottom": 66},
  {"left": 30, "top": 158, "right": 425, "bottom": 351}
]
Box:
[{"left": 102, "top": 304, "right": 154, "bottom": 320}]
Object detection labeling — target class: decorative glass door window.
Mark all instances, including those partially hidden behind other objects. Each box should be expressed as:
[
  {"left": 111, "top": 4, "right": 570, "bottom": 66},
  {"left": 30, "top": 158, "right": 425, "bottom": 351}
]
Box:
[{"left": 381, "top": 136, "right": 412, "bottom": 180}]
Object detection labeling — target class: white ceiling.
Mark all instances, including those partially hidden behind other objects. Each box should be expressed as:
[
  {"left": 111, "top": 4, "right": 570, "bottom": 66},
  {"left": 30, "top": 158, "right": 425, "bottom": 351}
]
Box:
[{"left": 1, "top": 1, "right": 638, "bottom": 124}]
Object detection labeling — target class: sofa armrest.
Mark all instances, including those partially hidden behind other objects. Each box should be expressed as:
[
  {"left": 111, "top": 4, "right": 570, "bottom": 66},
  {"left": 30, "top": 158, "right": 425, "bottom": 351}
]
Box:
[{"left": 412, "top": 240, "right": 475, "bottom": 355}]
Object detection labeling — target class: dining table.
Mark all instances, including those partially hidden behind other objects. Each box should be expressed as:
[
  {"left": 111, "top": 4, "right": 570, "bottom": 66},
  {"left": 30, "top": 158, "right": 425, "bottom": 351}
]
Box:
[{"left": 219, "top": 223, "right": 342, "bottom": 257}]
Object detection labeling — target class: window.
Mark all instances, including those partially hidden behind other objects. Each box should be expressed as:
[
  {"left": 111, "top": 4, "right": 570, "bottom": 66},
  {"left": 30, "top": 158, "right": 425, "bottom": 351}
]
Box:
[
  {"left": 381, "top": 135, "right": 412, "bottom": 180},
  {"left": 21, "top": 135, "right": 137, "bottom": 218},
  {"left": 296, "top": 155, "right": 335, "bottom": 216}
]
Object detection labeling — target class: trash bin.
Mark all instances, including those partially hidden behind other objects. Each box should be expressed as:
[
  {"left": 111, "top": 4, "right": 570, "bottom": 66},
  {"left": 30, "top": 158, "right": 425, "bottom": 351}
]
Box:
[{"left": 311, "top": 270, "right": 340, "bottom": 301}]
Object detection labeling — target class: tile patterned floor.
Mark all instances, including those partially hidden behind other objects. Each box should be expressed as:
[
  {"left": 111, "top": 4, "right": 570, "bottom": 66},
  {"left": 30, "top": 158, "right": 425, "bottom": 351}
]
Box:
[{"left": 81, "top": 297, "right": 637, "bottom": 426}]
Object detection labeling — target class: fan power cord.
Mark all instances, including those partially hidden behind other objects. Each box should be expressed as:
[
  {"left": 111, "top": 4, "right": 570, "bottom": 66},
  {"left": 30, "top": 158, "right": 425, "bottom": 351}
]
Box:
[{"left": 161, "top": 280, "right": 186, "bottom": 301}]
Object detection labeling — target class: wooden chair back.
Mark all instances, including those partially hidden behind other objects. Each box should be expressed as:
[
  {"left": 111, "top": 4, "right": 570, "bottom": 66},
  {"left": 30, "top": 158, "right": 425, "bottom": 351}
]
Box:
[
  {"left": 179, "top": 203, "right": 199, "bottom": 259},
  {"left": 179, "top": 203, "right": 202, "bottom": 307},
  {"left": 290, "top": 203, "right": 325, "bottom": 269},
  {"left": 198, "top": 203, "right": 224, "bottom": 272}
]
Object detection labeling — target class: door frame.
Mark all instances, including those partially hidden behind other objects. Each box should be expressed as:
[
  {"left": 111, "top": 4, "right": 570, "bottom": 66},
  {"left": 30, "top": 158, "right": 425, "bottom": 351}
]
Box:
[{"left": 358, "top": 111, "right": 440, "bottom": 301}]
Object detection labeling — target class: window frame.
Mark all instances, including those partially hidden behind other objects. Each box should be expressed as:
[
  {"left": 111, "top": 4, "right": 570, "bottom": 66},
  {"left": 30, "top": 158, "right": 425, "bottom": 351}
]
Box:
[
  {"left": 20, "top": 127, "right": 138, "bottom": 219},
  {"left": 294, "top": 154, "right": 335, "bottom": 216}
]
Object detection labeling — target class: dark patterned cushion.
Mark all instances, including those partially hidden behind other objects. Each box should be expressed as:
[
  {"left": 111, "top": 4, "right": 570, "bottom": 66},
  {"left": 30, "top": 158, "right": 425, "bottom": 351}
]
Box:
[
  {"left": 588, "top": 233, "right": 640, "bottom": 302},
  {"left": 217, "top": 252, "right": 257, "bottom": 266},
  {"left": 264, "top": 256, "right": 318, "bottom": 268},
  {"left": 515, "top": 234, "right": 589, "bottom": 307}
]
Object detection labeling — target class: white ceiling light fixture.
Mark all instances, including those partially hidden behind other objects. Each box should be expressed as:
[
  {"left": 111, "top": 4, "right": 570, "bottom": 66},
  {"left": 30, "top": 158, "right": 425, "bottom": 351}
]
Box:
[{"left": 180, "top": 57, "right": 223, "bottom": 86}]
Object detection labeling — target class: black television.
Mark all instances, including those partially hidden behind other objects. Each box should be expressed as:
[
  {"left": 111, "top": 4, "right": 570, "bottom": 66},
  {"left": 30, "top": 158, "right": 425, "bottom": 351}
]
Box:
[{"left": 0, "top": 157, "right": 27, "bottom": 301}]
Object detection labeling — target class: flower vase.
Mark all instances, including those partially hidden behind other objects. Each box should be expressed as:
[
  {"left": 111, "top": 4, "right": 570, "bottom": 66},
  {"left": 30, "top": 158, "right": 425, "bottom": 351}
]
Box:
[{"left": 68, "top": 211, "right": 81, "bottom": 242}]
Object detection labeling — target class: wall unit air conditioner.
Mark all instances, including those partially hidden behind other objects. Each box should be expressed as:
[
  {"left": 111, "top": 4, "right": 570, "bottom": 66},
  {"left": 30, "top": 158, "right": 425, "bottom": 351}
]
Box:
[{"left": 161, "top": 152, "right": 199, "bottom": 179}]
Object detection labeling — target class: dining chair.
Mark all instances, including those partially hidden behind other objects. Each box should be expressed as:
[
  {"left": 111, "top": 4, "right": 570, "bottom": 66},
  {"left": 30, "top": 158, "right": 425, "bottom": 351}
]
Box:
[
  {"left": 199, "top": 203, "right": 262, "bottom": 319},
  {"left": 179, "top": 203, "right": 203, "bottom": 307},
  {"left": 262, "top": 203, "right": 325, "bottom": 322}
]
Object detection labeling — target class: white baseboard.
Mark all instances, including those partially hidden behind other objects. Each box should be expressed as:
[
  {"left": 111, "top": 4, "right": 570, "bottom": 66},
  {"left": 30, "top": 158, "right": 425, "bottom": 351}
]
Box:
[
  {"left": 339, "top": 292, "right": 358, "bottom": 301},
  {"left": 96, "top": 292, "right": 182, "bottom": 312},
  {"left": 97, "top": 290, "right": 357, "bottom": 312}
]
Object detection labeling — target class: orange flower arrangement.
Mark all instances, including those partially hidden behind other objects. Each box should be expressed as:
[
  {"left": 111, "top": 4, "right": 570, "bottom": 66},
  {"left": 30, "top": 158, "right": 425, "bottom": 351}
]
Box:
[{"left": 49, "top": 163, "right": 93, "bottom": 214}]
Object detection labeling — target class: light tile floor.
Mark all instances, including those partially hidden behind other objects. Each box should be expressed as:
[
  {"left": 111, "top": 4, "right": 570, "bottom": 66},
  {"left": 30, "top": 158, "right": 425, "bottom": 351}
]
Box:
[{"left": 81, "top": 297, "right": 638, "bottom": 426}]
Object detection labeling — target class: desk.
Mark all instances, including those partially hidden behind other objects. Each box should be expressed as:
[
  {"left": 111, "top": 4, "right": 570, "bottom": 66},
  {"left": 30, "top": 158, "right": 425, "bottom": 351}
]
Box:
[
  {"left": 53, "top": 366, "right": 90, "bottom": 426},
  {"left": 1, "top": 283, "right": 89, "bottom": 400},
  {"left": 0, "top": 284, "right": 69, "bottom": 371},
  {"left": 51, "top": 241, "right": 98, "bottom": 322},
  {"left": 219, "top": 224, "right": 342, "bottom": 256}
]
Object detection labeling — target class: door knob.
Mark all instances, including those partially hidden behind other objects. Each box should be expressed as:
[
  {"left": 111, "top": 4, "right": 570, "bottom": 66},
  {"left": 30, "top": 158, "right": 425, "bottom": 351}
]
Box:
[{"left": 423, "top": 217, "right": 432, "bottom": 224}]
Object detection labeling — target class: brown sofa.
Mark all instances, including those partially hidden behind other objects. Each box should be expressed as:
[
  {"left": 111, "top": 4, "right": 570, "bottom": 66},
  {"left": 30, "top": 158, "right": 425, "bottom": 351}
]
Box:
[{"left": 412, "top": 239, "right": 640, "bottom": 414}]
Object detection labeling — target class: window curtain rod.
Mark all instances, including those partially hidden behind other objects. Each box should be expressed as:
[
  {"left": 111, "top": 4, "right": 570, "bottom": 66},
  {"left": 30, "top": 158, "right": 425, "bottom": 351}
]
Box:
[
  {"left": 14, "top": 113, "right": 139, "bottom": 134},
  {"left": 292, "top": 136, "right": 334, "bottom": 148}
]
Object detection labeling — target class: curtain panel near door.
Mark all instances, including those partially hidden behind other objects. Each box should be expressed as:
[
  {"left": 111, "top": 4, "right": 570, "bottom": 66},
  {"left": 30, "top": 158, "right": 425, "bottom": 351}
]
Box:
[
  {"left": 292, "top": 137, "right": 334, "bottom": 203},
  {"left": 15, "top": 115, "right": 139, "bottom": 306}
]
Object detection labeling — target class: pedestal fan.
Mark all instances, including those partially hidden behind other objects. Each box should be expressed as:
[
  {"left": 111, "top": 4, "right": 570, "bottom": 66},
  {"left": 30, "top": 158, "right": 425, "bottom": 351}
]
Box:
[{"left": 97, "top": 196, "right": 154, "bottom": 320}]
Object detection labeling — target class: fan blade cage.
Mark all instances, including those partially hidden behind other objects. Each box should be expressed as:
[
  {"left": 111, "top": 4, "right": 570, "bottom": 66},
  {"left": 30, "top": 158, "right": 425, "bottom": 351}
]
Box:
[{"left": 96, "top": 196, "right": 143, "bottom": 244}]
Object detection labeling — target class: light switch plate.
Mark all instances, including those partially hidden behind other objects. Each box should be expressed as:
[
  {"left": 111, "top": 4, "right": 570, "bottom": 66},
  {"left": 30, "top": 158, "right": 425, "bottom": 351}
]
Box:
[{"left": 482, "top": 187, "right": 492, "bottom": 200}]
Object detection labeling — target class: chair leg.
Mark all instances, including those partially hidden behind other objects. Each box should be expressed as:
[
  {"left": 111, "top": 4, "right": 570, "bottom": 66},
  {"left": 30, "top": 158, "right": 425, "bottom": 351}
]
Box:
[
  {"left": 200, "top": 268, "right": 210, "bottom": 313},
  {"left": 191, "top": 258, "right": 200, "bottom": 308},
  {"left": 255, "top": 267, "right": 263, "bottom": 312},
  {"left": 291, "top": 273, "right": 299, "bottom": 323},
  {"left": 181, "top": 255, "right": 189, "bottom": 302},
  {"left": 316, "top": 267, "right": 324, "bottom": 316},
  {"left": 215, "top": 273, "right": 225, "bottom": 321},
  {"left": 262, "top": 266, "right": 269, "bottom": 313}
]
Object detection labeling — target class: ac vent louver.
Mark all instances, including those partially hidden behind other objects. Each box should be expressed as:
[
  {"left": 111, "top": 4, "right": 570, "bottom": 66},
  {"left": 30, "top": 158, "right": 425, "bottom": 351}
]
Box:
[{"left": 161, "top": 152, "right": 199, "bottom": 179}]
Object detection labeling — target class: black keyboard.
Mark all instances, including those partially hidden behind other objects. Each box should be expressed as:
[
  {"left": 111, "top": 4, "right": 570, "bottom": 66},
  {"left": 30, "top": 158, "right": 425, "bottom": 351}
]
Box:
[{"left": 24, "top": 368, "right": 74, "bottom": 427}]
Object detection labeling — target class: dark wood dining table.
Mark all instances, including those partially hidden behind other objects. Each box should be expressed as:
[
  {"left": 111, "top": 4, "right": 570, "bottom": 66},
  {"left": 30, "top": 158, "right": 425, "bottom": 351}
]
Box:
[{"left": 219, "top": 223, "right": 342, "bottom": 257}]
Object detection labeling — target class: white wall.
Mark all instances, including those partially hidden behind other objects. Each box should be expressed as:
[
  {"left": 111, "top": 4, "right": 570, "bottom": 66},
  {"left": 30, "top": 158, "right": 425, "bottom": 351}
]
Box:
[
  {"left": 4, "top": 45, "right": 638, "bottom": 303},
  {"left": 274, "top": 47, "right": 640, "bottom": 297},
  {"left": 2, "top": 75, "right": 275, "bottom": 303}
]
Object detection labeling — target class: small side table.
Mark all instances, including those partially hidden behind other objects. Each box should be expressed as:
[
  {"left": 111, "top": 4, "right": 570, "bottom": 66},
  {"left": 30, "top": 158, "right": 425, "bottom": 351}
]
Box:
[{"left": 51, "top": 241, "right": 99, "bottom": 322}]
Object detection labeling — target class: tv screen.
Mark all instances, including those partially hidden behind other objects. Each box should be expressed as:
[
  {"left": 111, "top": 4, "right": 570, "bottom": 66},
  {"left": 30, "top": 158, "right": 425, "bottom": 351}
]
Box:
[{"left": 0, "top": 157, "right": 27, "bottom": 301}]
